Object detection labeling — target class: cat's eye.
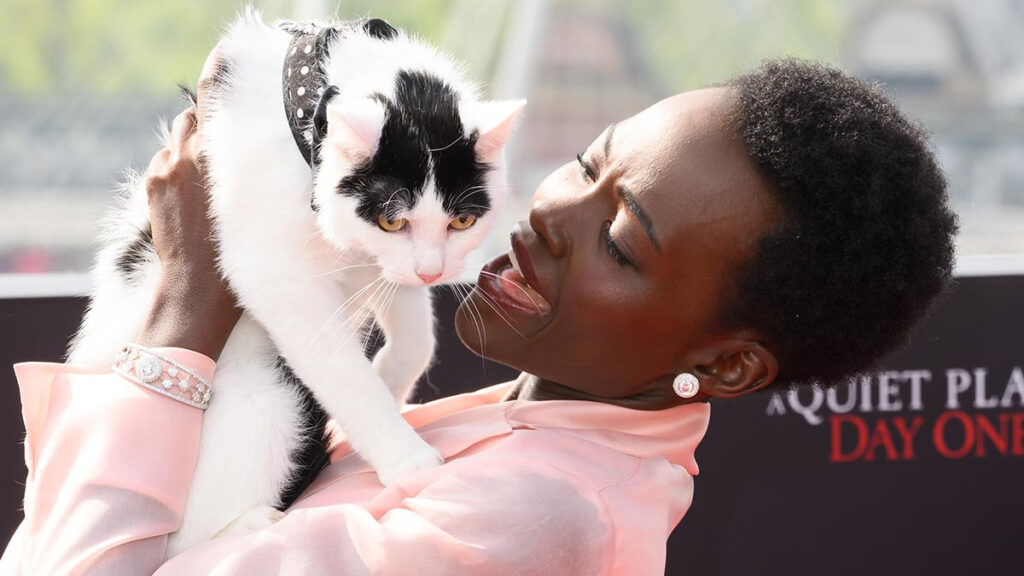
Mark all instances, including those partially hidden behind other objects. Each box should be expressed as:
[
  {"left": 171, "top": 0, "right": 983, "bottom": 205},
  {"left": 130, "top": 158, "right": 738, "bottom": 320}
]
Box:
[
  {"left": 377, "top": 215, "right": 408, "bottom": 232},
  {"left": 449, "top": 214, "right": 477, "bottom": 230}
]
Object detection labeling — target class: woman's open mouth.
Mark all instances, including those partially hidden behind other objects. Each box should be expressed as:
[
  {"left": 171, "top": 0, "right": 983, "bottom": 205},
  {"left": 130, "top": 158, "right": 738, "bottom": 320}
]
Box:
[{"left": 478, "top": 251, "right": 552, "bottom": 315}]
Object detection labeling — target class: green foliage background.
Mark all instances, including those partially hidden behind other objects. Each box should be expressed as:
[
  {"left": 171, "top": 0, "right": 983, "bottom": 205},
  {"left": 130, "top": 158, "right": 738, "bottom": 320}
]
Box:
[
  {"left": 615, "top": 0, "right": 845, "bottom": 90},
  {"left": 0, "top": 0, "right": 459, "bottom": 96},
  {"left": 0, "top": 0, "right": 844, "bottom": 97}
]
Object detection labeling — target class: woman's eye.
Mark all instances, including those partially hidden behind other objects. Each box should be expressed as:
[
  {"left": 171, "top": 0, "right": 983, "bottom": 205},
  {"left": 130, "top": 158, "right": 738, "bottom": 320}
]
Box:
[
  {"left": 602, "top": 221, "right": 632, "bottom": 267},
  {"left": 576, "top": 152, "right": 596, "bottom": 182}
]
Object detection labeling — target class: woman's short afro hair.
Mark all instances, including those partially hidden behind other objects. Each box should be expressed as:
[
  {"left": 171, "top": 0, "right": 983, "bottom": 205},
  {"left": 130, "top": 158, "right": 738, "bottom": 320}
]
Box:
[{"left": 718, "top": 58, "right": 958, "bottom": 389}]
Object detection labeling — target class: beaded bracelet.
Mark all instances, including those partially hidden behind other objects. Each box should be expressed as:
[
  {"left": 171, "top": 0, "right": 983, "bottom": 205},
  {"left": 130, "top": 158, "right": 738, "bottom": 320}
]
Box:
[{"left": 112, "top": 344, "right": 214, "bottom": 410}]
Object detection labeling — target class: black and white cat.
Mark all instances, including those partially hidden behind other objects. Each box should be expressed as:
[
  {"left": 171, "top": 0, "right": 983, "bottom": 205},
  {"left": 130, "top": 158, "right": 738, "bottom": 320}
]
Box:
[{"left": 69, "top": 9, "right": 524, "bottom": 556}]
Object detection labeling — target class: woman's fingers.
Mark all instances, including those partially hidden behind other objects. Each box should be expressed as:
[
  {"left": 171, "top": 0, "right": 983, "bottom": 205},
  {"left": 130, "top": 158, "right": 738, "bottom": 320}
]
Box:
[
  {"left": 168, "top": 107, "right": 199, "bottom": 159},
  {"left": 146, "top": 107, "right": 212, "bottom": 237},
  {"left": 146, "top": 108, "right": 196, "bottom": 198},
  {"left": 143, "top": 41, "right": 219, "bottom": 263},
  {"left": 195, "top": 40, "right": 226, "bottom": 119},
  {"left": 145, "top": 143, "right": 172, "bottom": 206},
  {"left": 146, "top": 147, "right": 170, "bottom": 180}
]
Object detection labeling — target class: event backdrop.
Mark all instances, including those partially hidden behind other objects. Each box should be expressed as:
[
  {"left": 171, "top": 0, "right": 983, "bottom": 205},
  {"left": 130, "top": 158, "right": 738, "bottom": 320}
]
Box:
[{"left": 1, "top": 274, "right": 1021, "bottom": 575}]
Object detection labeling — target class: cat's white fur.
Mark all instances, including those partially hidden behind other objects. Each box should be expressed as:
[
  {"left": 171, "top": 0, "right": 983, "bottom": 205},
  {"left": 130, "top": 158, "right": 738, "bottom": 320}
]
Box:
[{"left": 69, "top": 9, "right": 523, "bottom": 557}]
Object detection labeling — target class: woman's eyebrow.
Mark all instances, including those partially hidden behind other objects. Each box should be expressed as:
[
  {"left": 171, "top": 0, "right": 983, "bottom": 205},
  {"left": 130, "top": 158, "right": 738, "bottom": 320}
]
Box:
[
  {"left": 619, "top": 185, "right": 661, "bottom": 252},
  {"left": 603, "top": 122, "right": 659, "bottom": 252}
]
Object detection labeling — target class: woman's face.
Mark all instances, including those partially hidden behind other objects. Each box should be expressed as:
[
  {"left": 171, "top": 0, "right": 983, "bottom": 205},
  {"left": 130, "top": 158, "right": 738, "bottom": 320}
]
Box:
[{"left": 456, "top": 88, "right": 781, "bottom": 405}]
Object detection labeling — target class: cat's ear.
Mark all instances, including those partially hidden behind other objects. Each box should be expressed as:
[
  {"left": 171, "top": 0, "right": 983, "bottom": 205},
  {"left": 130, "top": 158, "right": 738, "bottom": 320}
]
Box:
[
  {"left": 326, "top": 99, "right": 386, "bottom": 162},
  {"left": 463, "top": 99, "right": 527, "bottom": 161}
]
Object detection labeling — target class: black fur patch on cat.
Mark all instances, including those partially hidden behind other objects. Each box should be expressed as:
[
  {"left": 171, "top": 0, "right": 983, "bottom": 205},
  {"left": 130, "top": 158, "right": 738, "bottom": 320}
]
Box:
[
  {"left": 363, "top": 18, "right": 398, "bottom": 41},
  {"left": 312, "top": 85, "right": 339, "bottom": 145},
  {"left": 275, "top": 357, "right": 332, "bottom": 511},
  {"left": 115, "top": 223, "right": 155, "bottom": 286},
  {"left": 336, "top": 70, "right": 491, "bottom": 224}
]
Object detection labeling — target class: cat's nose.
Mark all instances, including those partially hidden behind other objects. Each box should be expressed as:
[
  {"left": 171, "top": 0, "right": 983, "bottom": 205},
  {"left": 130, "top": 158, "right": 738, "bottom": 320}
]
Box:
[{"left": 418, "top": 272, "right": 442, "bottom": 284}]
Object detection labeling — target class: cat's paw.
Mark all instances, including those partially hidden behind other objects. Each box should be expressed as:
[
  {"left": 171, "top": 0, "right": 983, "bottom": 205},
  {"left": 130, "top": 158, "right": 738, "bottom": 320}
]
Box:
[
  {"left": 376, "top": 443, "right": 444, "bottom": 486},
  {"left": 214, "top": 505, "right": 286, "bottom": 538}
]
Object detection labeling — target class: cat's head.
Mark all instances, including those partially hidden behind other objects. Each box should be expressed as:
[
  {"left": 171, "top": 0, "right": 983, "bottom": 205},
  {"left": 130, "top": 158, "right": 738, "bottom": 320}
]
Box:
[{"left": 312, "top": 71, "right": 524, "bottom": 286}]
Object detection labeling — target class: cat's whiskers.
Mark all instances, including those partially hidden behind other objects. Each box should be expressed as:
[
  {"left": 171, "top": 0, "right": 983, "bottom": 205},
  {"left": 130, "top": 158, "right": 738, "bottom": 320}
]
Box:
[
  {"left": 327, "top": 293, "right": 379, "bottom": 356},
  {"left": 381, "top": 188, "right": 410, "bottom": 215},
  {"left": 347, "top": 280, "right": 399, "bottom": 354},
  {"left": 364, "top": 282, "right": 397, "bottom": 357},
  {"left": 330, "top": 247, "right": 349, "bottom": 267},
  {"left": 451, "top": 283, "right": 490, "bottom": 372},
  {"left": 309, "top": 280, "right": 380, "bottom": 353},
  {"left": 470, "top": 283, "right": 527, "bottom": 337},
  {"left": 371, "top": 282, "right": 402, "bottom": 358},
  {"left": 330, "top": 276, "right": 393, "bottom": 352},
  {"left": 308, "top": 276, "right": 385, "bottom": 350},
  {"left": 446, "top": 284, "right": 473, "bottom": 340},
  {"left": 465, "top": 284, "right": 527, "bottom": 339},
  {"left": 477, "top": 270, "right": 544, "bottom": 313},
  {"left": 308, "top": 262, "right": 380, "bottom": 278},
  {"left": 452, "top": 203, "right": 490, "bottom": 212},
  {"left": 448, "top": 283, "right": 487, "bottom": 360},
  {"left": 427, "top": 134, "right": 464, "bottom": 153},
  {"left": 300, "top": 229, "right": 322, "bottom": 249},
  {"left": 363, "top": 281, "right": 399, "bottom": 358},
  {"left": 461, "top": 283, "right": 489, "bottom": 355},
  {"left": 450, "top": 184, "right": 488, "bottom": 207}
]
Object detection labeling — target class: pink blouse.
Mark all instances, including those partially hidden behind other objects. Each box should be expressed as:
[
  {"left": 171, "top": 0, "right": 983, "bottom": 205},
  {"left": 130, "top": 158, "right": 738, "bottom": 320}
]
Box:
[{"left": 1, "top": 350, "right": 710, "bottom": 575}]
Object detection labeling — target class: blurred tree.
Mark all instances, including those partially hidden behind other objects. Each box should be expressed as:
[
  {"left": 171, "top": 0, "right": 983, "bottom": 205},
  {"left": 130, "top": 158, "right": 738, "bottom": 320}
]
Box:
[
  {"left": 0, "top": 0, "right": 60, "bottom": 93},
  {"left": 0, "top": 0, "right": 458, "bottom": 97},
  {"left": 333, "top": 0, "right": 455, "bottom": 44},
  {"left": 0, "top": 0, "right": 843, "bottom": 96},
  {"left": 0, "top": 0, "right": 239, "bottom": 95},
  {"left": 562, "top": 0, "right": 845, "bottom": 91}
]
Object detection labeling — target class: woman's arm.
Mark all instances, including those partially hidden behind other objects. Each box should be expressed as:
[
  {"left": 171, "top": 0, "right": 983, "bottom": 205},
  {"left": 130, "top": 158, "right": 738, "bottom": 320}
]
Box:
[
  {"left": 3, "top": 350, "right": 213, "bottom": 575},
  {"left": 1, "top": 78, "right": 240, "bottom": 574},
  {"left": 154, "top": 462, "right": 611, "bottom": 576},
  {"left": 138, "top": 103, "right": 240, "bottom": 358}
]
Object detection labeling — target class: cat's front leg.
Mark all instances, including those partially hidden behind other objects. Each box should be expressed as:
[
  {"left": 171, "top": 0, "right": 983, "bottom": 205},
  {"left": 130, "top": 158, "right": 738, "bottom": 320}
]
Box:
[
  {"left": 370, "top": 285, "right": 436, "bottom": 403},
  {"left": 233, "top": 273, "right": 442, "bottom": 486}
]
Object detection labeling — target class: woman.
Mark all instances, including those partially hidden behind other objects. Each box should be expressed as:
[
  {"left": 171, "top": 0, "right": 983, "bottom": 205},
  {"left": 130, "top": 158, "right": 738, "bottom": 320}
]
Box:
[{"left": 1, "top": 59, "right": 957, "bottom": 575}]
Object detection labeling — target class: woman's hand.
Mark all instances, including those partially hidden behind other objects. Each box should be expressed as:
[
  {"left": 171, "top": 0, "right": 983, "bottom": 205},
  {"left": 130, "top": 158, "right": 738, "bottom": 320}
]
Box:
[{"left": 136, "top": 94, "right": 240, "bottom": 360}]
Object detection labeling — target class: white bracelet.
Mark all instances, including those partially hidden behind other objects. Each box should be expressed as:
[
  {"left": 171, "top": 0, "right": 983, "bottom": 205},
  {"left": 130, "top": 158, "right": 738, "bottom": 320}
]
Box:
[{"left": 112, "top": 344, "right": 213, "bottom": 410}]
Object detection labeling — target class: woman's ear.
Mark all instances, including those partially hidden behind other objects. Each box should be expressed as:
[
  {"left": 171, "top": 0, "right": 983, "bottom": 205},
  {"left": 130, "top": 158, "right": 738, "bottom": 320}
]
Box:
[{"left": 684, "top": 334, "right": 778, "bottom": 399}]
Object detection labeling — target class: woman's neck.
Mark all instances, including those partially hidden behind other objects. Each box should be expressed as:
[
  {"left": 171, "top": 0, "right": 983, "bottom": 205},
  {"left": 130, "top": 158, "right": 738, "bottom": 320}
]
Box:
[{"left": 504, "top": 372, "right": 702, "bottom": 411}]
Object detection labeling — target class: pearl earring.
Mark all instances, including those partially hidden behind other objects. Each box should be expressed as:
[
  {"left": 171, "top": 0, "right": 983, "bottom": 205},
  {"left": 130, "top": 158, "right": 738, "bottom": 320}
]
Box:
[{"left": 673, "top": 373, "right": 700, "bottom": 399}]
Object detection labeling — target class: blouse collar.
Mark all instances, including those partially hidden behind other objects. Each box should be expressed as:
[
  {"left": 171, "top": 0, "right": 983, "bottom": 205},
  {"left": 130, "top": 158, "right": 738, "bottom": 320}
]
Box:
[{"left": 326, "top": 382, "right": 711, "bottom": 477}]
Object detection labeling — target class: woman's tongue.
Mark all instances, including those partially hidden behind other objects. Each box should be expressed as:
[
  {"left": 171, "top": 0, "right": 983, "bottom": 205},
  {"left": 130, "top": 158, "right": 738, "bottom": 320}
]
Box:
[{"left": 499, "top": 266, "right": 551, "bottom": 313}]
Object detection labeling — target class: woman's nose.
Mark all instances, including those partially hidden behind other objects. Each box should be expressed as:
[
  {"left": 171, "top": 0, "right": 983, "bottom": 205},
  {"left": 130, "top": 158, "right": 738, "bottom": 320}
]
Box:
[{"left": 528, "top": 179, "right": 579, "bottom": 259}]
